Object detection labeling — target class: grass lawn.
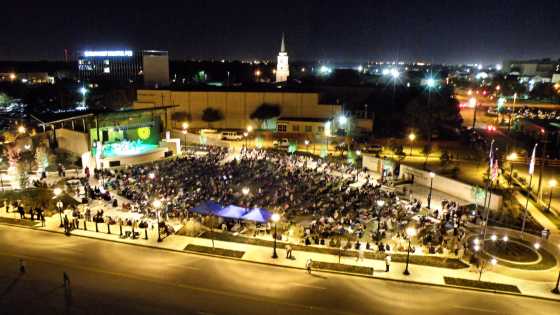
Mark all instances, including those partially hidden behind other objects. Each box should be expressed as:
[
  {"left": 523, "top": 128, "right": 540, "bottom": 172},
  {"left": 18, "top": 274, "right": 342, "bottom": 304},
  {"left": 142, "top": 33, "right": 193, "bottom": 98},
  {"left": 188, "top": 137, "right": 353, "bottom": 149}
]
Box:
[
  {"left": 184, "top": 244, "right": 245, "bottom": 258},
  {"left": 200, "top": 231, "right": 468, "bottom": 269},
  {"left": 444, "top": 277, "right": 521, "bottom": 293},
  {"left": 311, "top": 261, "right": 373, "bottom": 275},
  {"left": 0, "top": 217, "right": 39, "bottom": 227}
]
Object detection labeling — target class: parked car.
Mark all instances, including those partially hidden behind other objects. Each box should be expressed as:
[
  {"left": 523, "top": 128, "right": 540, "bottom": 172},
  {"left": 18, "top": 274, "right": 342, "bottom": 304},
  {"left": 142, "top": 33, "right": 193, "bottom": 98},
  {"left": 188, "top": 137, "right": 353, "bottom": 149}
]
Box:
[
  {"left": 362, "top": 144, "right": 383, "bottom": 153},
  {"left": 273, "top": 138, "right": 290, "bottom": 147},
  {"left": 220, "top": 131, "right": 243, "bottom": 140}
]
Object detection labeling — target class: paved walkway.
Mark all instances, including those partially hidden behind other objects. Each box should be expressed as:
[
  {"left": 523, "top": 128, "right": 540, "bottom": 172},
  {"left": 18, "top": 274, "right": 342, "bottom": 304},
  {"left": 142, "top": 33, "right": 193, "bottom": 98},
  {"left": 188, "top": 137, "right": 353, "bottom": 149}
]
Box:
[{"left": 1, "top": 208, "right": 559, "bottom": 301}]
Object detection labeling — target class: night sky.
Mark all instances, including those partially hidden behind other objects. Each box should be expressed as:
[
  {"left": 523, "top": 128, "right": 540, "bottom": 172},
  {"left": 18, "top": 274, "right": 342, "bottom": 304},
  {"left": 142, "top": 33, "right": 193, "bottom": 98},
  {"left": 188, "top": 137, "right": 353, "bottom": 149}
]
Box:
[{"left": 2, "top": 1, "right": 560, "bottom": 64}]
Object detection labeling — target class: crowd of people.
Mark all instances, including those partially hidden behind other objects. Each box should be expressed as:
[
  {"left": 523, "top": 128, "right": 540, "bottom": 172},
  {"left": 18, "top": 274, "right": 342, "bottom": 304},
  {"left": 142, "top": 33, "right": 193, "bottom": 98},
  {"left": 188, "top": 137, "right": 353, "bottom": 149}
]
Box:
[{"left": 84, "top": 146, "right": 473, "bottom": 259}]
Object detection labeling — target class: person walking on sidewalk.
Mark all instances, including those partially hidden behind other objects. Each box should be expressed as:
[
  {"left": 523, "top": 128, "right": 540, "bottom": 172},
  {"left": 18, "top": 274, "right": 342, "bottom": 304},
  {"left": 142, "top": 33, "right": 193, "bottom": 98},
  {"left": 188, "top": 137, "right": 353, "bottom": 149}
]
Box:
[
  {"left": 385, "top": 254, "right": 391, "bottom": 272},
  {"left": 285, "top": 244, "right": 293, "bottom": 259},
  {"left": 306, "top": 258, "right": 312, "bottom": 274}
]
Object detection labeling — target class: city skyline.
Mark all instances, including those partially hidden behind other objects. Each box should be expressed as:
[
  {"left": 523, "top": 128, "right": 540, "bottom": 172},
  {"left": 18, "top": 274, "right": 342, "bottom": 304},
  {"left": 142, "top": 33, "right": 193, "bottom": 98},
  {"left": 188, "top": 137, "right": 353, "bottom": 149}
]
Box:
[{"left": 3, "top": 1, "right": 560, "bottom": 64}]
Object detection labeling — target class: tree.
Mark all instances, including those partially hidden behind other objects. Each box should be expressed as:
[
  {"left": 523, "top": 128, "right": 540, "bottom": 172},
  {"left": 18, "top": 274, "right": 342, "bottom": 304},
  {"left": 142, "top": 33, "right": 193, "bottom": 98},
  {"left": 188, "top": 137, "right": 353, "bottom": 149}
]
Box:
[
  {"left": 422, "top": 143, "right": 433, "bottom": 168},
  {"left": 440, "top": 150, "right": 450, "bottom": 166},
  {"left": 171, "top": 111, "right": 192, "bottom": 124},
  {"left": 250, "top": 103, "right": 281, "bottom": 125},
  {"left": 201, "top": 107, "right": 223, "bottom": 127}
]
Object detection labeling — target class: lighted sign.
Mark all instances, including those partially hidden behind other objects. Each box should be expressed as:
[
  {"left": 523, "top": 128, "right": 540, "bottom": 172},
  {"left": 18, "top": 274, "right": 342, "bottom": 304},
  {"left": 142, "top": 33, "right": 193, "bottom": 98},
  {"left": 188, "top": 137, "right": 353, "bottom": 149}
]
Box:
[
  {"left": 83, "top": 50, "right": 133, "bottom": 57},
  {"left": 137, "top": 127, "right": 151, "bottom": 140}
]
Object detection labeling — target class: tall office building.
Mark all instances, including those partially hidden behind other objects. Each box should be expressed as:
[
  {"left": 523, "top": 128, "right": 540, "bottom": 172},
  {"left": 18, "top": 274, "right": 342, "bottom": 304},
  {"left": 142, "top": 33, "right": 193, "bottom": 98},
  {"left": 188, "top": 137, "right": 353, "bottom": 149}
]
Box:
[
  {"left": 276, "top": 34, "right": 290, "bottom": 82},
  {"left": 78, "top": 49, "right": 169, "bottom": 87}
]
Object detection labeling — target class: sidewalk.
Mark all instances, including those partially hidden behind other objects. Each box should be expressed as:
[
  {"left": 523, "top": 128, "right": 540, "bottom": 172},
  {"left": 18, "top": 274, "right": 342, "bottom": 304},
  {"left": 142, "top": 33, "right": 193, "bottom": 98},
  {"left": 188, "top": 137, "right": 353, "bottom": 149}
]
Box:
[{"left": 1, "top": 209, "right": 559, "bottom": 301}]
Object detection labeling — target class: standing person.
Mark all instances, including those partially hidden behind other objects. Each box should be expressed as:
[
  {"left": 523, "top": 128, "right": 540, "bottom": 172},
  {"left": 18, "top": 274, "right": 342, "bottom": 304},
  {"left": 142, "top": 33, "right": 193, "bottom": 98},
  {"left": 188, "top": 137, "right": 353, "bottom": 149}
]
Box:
[
  {"left": 40, "top": 211, "right": 45, "bottom": 227},
  {"left": 385, "top": 254, "right": 391, "bottom": 272},
  {"left": 357, "top": 243, "right": 365, "bottom": 262},
  {"left": 306, "top": 258, "right": 312, "bottom": 274},
  {"left": 18, "top": 205, "right": 25, "bottom": 219},
  {"left": 19, "top": 259, "right": 26, "bottom": 274},
  {"left": 63, "top": 215, "right": 70, "bottom": 233},
  {"left": 285, "top": 244, "right": 292, "bottom": 259}
]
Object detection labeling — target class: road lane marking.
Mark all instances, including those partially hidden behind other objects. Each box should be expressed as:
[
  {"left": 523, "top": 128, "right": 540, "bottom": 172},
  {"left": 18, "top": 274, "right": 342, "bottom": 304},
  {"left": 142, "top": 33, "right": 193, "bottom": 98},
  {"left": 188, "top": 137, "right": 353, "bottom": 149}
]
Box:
[
  {"left": 0, "top": 251, "right": 355, "bottom": 315},
  {"left": 292, "top": 283, "right": 326, "bottom": 290},
  {"left": 454, "top": 306, "right": 498, "bottom": 313}
]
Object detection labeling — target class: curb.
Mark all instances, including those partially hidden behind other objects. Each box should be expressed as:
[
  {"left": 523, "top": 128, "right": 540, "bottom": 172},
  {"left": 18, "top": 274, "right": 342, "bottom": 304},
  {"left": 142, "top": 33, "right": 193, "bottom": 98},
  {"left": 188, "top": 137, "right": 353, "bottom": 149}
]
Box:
[{"left": 1, "top": 221, "right": 559, "bottom": 303}]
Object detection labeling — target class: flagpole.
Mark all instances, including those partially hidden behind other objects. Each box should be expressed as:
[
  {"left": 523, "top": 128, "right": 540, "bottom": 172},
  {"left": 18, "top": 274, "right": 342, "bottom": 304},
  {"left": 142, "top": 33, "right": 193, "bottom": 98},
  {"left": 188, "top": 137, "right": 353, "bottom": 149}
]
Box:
[
  {"left": 480, "top": 140, "right": 495, "bottom": 233},
  {"left": 521, "top": 143, "right": 538, "bottom": 238}
]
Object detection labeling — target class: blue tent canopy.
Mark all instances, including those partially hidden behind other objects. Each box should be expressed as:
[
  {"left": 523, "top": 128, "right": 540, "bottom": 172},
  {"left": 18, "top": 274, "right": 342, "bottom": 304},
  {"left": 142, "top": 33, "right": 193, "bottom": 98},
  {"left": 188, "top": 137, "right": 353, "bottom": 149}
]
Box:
[
  {"left": 216, "top": 205, "right": 247, "bottom": 219},
  {"left": 242, "top": 208, "right": 272, "bottom": 223},
  {"left": 191, "top": 201, "right": 223, "bottom": 215}
]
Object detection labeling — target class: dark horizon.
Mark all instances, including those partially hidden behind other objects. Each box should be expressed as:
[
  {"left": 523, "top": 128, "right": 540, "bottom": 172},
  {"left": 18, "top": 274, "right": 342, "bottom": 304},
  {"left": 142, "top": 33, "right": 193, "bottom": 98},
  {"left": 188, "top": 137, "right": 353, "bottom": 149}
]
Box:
[{"left": 3, "top": 1, "right": 560, "bottom": 64}]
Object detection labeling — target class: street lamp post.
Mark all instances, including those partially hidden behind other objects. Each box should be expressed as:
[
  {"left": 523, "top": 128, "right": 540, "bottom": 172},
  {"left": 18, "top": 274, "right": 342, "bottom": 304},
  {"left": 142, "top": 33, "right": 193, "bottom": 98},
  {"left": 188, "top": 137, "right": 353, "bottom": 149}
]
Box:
[
  {"left": 54, "top": 188, "right": 63, "bottom": 227},
  {"left": 376, "top": 200, "right": 385, "bottom": 241},
  {"left": 304, "top": 140, "right": 310, "bottom": 153},
  {"left": 470, "top": 97, "right": 478, "bottom": 129},
  {"left": 427, "top": 172, "right": 435, "bottom": 209},
  {"left": 0, "top": 157, "right": 4, "bottom": 192},
  {"left": 271, "top": 213, "right": 280, "bottom": 259},
  {"left": 403, "top": 227, "right": 417, "bottom": 276},
  {"left": 547, "top": 179, "right": 557, "bottom": 212},
  {"left": 182, "top": 122, "right": 189, "bottom": 151},
  {"left": 153, "top": 199, "right": 162, "bottom": 242},
  {"left": 553, "top": 270, "right": 560, "bottom": 294},
  {"left": 408, "top": 133, "right": 416, "bottom": 156},
  {"left": 507, "top": 152, "right": 518, "bottom": 183}
]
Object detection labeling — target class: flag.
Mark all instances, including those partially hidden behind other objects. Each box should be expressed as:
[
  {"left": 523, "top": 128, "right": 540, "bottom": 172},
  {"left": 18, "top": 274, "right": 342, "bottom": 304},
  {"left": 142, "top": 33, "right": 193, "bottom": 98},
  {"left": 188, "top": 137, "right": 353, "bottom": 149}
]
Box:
[{"left": 529, "top": 144, "right": 537, "bottom": 175}]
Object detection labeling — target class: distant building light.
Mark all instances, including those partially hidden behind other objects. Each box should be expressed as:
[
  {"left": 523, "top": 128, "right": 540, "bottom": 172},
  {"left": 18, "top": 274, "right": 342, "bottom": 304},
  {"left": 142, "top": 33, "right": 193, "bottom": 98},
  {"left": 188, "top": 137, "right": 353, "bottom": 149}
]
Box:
[
  {"left": 83, "top": 50, "right": 133, "bottom": 57},
  {"left": 103, "top": 67, "right": 111, "bottom": 73}
]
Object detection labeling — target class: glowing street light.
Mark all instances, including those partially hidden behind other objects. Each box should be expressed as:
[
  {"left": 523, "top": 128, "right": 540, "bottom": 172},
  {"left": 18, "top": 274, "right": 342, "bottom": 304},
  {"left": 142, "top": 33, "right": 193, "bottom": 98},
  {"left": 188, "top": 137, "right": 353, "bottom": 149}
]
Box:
[
  {"left": 507, "top": 152, "right": 518, "bottom": 183},
  {"left": 182, "top": 122, "right": 189, "bottom": 130},
  {"left": 408, "top": 132, "right": 416, "bottom": 156},
  {"left": 148, "top": 172, "right": 155, "bottom": 180},
  {"left": 246, "top": 125, "right": 253, "bottom": 133},
  {"left": 338, "top": 115, "right": 348, "bottom": 126},
  {"left": 17, "top": 125, "right": 26, "bottom": 134},
  {"left": 403, "top": 226, "right": 417, "bottom": 275},
  {"left": 356, "top": 150, "right": 362, "bottom": 156},
  {"left": 80, "top": 87, "right": 88, "bottom": 96},
  {"left": 534, "top": 243, "right": 541, "bottom": 250},
  {"left": 271, "top": 213, "right": 280, "bottom": 259},
  {"left": 241, "top": 187, "right": 250, "bottom": 196},
  {"left": 390, "top": 68, "right": 400, "bottom": 79},
  {"left": 490, "top": 234, "right": 497, "bottom": 242},
  {"left": 426, "top": 78, "right": 436, "bottom": 88}
]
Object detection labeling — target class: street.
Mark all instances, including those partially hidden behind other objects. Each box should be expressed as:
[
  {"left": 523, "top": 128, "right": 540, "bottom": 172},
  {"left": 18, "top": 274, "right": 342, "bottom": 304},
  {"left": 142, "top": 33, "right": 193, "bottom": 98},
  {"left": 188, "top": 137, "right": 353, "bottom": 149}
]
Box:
[{"left": 0, "top": 225, "right": 558, "bottom": 315}]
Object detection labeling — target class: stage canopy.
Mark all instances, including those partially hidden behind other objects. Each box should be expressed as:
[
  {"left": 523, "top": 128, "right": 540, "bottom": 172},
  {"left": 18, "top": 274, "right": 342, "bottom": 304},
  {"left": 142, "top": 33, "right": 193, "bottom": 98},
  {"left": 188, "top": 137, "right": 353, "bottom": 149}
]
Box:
[{"left": 241, "top": 208, "right": 272, "bottom": 223}]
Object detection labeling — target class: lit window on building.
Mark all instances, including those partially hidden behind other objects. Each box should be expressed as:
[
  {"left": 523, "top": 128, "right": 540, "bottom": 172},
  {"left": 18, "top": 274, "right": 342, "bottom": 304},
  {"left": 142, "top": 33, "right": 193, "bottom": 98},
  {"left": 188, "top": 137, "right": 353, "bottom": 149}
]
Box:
[
  {"left": 104, "top": 60, "right": 110, "bottom": 65},
  {"left": 304, "top": 125, "right": 312, "bottom": 132},
  {"left": 103, "top": 67, "right": 111, "bottom": 73},
  {"left": 277, "top": 124, "right": 287, "bottom": 132},
  {"left": 318, "top": 126, "right": 325, "bottom": 133},
  {"left": 292, "top": 125, "right": 299, "bottom": 132}
]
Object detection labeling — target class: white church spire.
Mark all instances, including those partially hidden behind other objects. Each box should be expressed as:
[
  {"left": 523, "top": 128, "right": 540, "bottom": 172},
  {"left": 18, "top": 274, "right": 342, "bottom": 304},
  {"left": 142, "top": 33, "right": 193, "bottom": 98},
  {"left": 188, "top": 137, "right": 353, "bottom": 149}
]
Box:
[{"left": 276, "top": 33, "right": 289, "bottom": 82}]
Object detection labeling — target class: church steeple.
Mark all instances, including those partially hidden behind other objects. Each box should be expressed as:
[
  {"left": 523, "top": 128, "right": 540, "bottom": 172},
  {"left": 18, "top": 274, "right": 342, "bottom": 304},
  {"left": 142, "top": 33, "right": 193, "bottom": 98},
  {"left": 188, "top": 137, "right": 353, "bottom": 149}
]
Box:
[
  {"left": 276, "top": 33, "right": 289, "bottom": 82},
  {"left": 280, "top": 33, "right": 286, "bottom": 53}
]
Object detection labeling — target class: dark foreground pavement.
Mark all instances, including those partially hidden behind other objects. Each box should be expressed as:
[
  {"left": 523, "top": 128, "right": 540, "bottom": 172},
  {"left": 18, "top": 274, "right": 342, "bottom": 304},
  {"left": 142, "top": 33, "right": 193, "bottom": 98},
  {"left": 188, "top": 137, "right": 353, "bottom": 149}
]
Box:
[{"left": 0, "top": 225, "right": 557, "bottom": 315}]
